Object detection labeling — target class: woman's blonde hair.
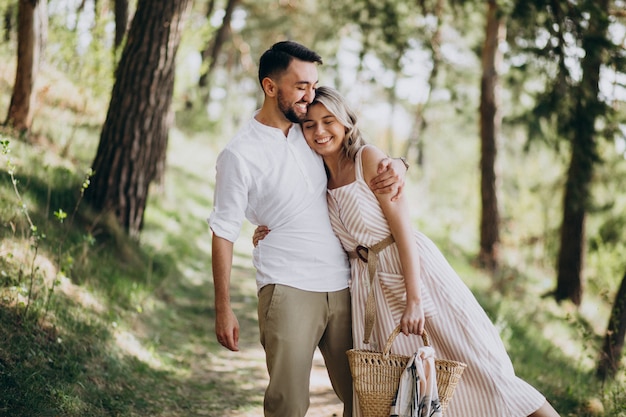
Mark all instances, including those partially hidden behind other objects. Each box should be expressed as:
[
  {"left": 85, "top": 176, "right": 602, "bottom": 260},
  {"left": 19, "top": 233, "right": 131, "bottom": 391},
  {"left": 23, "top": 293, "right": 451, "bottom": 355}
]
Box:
[{"left": 310, "top": 86, "right": 366, "bottom": 161}]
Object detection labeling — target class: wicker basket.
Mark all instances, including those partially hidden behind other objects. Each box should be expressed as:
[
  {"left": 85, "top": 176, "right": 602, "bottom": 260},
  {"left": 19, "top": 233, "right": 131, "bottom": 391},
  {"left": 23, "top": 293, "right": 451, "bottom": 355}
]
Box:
[{"left": 346, "top": 326, "right": 467, "bottom": 417}]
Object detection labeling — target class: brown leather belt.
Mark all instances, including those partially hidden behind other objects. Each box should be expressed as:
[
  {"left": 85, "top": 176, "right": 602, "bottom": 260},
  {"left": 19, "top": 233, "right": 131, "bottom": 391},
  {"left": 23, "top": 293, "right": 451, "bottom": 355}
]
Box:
[{"left": 347, "top": 235, "right": 395, "bottom": 344}]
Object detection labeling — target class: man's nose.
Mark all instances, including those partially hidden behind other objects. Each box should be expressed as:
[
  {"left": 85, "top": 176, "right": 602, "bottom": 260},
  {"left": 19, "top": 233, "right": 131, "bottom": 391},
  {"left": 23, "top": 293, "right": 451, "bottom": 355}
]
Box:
[{"left": 303, "top": 87, "right": 315, "bottom": 103}]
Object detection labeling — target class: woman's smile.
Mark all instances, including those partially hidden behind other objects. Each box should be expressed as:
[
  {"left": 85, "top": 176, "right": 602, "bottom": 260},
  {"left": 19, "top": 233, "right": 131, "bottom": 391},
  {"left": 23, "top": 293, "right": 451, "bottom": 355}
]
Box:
[{"left": 314, "top": 135, "right": 333, "bottom": 145}]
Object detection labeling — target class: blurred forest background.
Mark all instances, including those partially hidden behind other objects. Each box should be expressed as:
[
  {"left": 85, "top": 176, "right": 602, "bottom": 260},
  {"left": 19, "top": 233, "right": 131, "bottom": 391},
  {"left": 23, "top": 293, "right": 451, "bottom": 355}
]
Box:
[{"left": 1, "top": 0, "right": 626, "bottom": 416}]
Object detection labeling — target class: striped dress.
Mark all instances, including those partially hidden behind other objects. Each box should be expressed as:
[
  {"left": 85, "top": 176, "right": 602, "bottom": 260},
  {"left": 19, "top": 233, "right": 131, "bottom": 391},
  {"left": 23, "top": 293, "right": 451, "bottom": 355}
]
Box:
[{"left": 326, "top": 146, "right": 546, "bottom": 417}]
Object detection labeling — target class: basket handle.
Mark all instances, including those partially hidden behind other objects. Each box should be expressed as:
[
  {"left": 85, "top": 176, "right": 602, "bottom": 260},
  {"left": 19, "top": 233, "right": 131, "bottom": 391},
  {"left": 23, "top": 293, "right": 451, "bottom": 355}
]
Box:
[{"left": 382, "top": 325, "right": 431, "bottom": 359}]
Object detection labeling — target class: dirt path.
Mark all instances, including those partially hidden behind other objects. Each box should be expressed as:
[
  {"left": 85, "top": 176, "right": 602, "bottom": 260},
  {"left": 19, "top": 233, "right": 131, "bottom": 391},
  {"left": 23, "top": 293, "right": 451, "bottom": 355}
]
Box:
[{"left": 206, "top": 347, "right": 343, "bottom": 417}]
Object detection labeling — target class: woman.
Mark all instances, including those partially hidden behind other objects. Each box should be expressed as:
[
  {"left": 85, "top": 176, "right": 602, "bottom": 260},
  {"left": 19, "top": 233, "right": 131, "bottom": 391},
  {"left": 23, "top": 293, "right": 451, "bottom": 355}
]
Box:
[{"left": 256, "top": 86, "right": 560, "bottom": 417}]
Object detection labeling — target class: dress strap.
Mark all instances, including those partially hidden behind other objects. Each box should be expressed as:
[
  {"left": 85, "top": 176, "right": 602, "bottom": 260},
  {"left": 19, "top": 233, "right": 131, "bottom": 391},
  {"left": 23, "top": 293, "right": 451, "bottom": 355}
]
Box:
[
  {"left": 347, "top": 235, "right": 395, "bottom": 344},
  {"left": 353, "top": 144, "right": 372, "bottom": 182}
]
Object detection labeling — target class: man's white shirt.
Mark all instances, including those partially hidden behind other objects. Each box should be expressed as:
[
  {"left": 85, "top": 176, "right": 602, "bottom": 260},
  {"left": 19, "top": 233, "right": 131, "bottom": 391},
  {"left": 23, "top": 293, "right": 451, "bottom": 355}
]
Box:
[{"left": 209, "top": 115, "right": 350, "bottom": 292}]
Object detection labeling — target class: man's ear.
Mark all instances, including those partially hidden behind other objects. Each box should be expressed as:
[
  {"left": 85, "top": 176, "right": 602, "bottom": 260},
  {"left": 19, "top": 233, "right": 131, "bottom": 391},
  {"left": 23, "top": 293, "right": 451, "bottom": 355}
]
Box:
[{"left": 262, "top": 77, "right": 277, "bottom": 97}]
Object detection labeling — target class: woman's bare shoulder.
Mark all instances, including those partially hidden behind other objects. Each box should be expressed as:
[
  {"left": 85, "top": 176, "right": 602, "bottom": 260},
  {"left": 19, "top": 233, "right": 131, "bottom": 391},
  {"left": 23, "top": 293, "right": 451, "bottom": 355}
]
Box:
[{"left": 360, "top": 145, "right": 388, "bottom": 181}]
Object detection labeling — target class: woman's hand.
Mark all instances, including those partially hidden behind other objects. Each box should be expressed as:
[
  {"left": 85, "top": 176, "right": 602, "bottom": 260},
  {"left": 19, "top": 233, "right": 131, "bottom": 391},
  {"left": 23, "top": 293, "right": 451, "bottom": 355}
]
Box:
[
  {"left": 252, "top": 225, "right": 270, "bottom": 247},
  {"left": 400, "top": 300, "right": 425, "bottom": 336}
]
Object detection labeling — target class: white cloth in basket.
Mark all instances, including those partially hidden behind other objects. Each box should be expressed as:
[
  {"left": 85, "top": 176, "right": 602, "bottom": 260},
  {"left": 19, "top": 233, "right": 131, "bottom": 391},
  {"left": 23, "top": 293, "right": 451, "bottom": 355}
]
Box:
[{"left": 390, "top": 346, "right": 442, "bottom": 417}]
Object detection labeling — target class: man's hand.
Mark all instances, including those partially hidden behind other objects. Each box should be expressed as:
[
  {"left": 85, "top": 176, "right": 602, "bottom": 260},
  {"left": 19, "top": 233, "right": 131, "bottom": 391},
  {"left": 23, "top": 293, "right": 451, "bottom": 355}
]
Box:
[
  {"left": 369, "top": 157, "right": 408, "bottom": 201},
  {"left": 215, "top": 307, "right": 240, "bottom": 351},
  {"left": 212, "top": 234, "right": 240, "bottom": 351}
]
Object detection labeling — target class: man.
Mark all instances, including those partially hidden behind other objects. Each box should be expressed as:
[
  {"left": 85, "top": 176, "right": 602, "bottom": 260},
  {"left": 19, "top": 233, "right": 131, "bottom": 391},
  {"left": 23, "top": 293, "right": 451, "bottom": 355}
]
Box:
[{"left": 208, "top": 41, "right": 407, "bottom": 417}]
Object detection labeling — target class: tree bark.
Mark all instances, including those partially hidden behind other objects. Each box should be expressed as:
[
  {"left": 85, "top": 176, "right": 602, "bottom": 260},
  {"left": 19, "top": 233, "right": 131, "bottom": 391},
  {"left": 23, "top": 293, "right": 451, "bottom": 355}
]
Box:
[
  {"left": 597, "top": 270, "right": 626, "bottom": 380},
  {"left": 4, "top": 0, "right": 46, "bottom": 133},
  {"left": 553, "top": 0, "right": 608, "bottom": 305},
  {"left": 554, "top": 153, "right": 588, "bottom": 305},
  {"left": 114, "top": 0, "right": 129, "bottom": 49},
  {"left": 85, "top": 0, "right": 192, "bottom": 238},
  {"left": 478, "top": 0, "right": 504, "bottom": 271}
]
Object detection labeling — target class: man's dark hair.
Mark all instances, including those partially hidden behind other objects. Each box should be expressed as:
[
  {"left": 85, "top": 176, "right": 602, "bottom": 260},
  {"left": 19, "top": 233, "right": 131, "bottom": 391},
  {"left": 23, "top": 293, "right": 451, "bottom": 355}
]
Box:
[{"left": 258, "top": 41, "right": 323, "bottom": 86}]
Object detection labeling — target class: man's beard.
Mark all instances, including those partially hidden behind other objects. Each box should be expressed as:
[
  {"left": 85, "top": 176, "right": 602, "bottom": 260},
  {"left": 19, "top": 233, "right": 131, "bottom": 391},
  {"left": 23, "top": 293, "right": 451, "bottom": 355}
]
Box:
[{"left": 277, "top": 90, "right": 306, "bottom": 123}]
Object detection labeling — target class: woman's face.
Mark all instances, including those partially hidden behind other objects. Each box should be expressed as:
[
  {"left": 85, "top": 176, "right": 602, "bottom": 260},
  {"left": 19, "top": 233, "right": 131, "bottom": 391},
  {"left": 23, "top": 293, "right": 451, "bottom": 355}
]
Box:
[{"left": 302, "top": 103, "right": 346, "bottom": 157}]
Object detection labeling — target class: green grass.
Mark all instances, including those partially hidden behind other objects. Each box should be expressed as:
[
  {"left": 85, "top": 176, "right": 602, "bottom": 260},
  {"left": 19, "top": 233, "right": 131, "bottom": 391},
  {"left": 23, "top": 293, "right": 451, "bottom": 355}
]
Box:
[
  {"left": 1, "top": 51, "right": 626, "bottom": 417},
  {"left": 0, "top": 124, "right": 266, "bottom": 416}
]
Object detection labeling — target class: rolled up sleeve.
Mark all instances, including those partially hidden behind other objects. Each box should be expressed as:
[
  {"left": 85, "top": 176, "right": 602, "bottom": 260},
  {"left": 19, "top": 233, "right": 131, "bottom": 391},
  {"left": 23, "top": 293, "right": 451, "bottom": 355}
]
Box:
[{"left": 208, "top": 149, "right": 250, "bottom": 243}]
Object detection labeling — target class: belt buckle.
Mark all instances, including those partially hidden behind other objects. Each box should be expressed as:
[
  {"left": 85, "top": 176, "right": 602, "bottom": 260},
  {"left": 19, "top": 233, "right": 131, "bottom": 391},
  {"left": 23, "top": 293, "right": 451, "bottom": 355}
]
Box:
[{"left": 356, "top": 245, "right": 369, "bottom": 263}]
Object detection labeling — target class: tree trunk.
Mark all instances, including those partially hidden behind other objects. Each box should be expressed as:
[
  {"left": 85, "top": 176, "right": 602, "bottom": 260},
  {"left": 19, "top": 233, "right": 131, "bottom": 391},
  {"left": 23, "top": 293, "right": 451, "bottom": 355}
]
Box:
[
  {"left": 554, "top": 154, "right": 588, "bottom": 305},
  {"left": 4, "top": 0, "right": 46, "bottom": 133},
  {"left": 198, "top": 0, "right": 240, "bottom": 88},
  {"left": 114, "top": 0, "right": 129, "bottom": 49},
  {"left": 478, "top": 0, "right": 504, "bottom": 271},
  {"left": 85, "top": 0, "right": 192, "bottom": 238},
  {"left": 597, "top": 270, "right": 626, "bottom": 380},
  {"left": 553, "top": 0, "right": 608, "bottom": 305}
]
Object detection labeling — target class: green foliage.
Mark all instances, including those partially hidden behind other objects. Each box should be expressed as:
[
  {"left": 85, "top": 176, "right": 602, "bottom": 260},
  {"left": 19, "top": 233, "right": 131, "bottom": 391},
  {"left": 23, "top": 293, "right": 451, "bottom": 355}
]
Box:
[
  {"left": 0, "top": 303, "right": 186, "bottom": 416},
  {"left": 47, "top": 2, "right": 115, "bottom": 100},
  {"left": 0, "top": 130, "right": 187, "bottom": 416},
  {"left": 507, "top": 0, "right": 622, "bottom": 146}
]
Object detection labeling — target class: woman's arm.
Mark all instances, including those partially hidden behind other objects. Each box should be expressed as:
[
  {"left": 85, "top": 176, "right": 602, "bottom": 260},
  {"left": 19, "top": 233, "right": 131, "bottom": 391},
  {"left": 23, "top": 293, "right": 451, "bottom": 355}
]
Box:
[
  {"left": 252, "top": 225, "right": 270, "bottom": 247},
  {"left": 361, "top": 146, "right": 424, "bottom": 336}
]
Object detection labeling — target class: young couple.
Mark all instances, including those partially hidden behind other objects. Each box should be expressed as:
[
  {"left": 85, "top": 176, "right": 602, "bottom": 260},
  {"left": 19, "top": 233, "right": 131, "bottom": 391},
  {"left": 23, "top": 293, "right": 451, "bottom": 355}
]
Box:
[{"left": 208, "top": 40, "right": 560, "bottom": 417}]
